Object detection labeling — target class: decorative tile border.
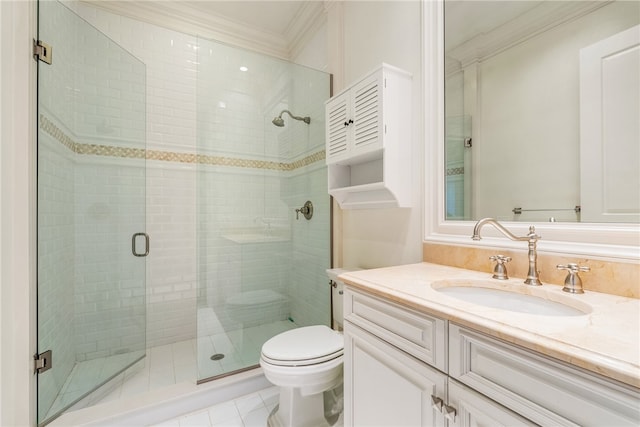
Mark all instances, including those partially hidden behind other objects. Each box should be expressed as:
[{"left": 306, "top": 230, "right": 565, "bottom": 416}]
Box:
[
  {"left": 40, "top": 114, "right": 325, "bottom": 171},
  {"left": 39, "top": 114, "right": 76, "bottom": 153},
  {"left": 446, "top": 167, "right": 464, "bottom": 176}
]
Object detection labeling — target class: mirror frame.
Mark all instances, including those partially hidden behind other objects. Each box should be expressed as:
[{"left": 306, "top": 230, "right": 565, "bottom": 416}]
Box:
[{"left": 422, "top": 0, "right": 639, "bottom": 261}]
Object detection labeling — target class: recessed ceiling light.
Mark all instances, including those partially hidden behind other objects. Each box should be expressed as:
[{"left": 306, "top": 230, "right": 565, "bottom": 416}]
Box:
[{"left": 239, "top": 66, "right": 248, "bottom": 72}]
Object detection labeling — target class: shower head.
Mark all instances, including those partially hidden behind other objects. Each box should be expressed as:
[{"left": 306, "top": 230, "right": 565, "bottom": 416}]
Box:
[{"left": 272, "top": 110, "right": 310, "bottom": 127}]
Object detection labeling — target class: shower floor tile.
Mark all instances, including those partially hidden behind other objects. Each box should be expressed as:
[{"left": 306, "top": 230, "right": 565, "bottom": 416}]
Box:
[
  {"left": 99, "top": 319, "right": 295, "bottom": 401},
  {"left": 48, "top": 318, "right": 296, "bottom": 423},
  {"left": 196, "top": 319, "right": 296, "bottom": 379}
]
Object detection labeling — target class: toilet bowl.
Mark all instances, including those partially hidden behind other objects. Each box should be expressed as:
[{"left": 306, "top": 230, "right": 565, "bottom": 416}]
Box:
[{"left": 259, "top": 268, "right": 356, "bottom": 427}]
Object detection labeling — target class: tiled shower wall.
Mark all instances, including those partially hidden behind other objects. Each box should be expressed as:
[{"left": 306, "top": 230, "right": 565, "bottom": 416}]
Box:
[{"left": 73, "top": 3, "right": 330, "bottom": 351}]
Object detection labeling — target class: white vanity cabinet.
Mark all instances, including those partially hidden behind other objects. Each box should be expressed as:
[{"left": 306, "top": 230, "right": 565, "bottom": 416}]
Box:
[
  {"left": 325, "top": 63, "right": 412, "bottom": 209},
  {"left": 343, "top": 289, "right": 447, "bottom": 426},
  {"left": 343, "top": 288, "right": 529, "bottom": 427},
  {"left": 343, "top": 287, "right": 640, "bottom": 427}
]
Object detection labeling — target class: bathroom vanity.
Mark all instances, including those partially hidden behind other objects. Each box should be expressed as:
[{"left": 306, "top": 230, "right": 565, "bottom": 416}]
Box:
[{"left": 339, "top": 263, "right": 640, "bottom": 426}]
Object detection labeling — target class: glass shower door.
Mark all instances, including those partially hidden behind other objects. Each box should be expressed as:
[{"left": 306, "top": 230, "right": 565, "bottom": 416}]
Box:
[
  {"left": 37, "top": 1, "right": 147, "bottom": 424},
  {"left": 195, "top": 38, "right": 331, "bottom": 381}
]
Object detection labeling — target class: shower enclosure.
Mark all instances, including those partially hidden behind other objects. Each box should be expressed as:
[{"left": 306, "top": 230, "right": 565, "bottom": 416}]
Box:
[
  {"left": 37, "top": 1, "right": 147, "bottom": 425},
  {"left": 36, "top": 1, "right": 331, "bottom": 423},
  {"left": 195, "top": 38, "right": 331, "bottom": 381}
]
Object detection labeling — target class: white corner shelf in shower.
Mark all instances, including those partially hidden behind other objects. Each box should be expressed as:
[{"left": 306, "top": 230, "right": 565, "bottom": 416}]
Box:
[
  {"left": 325, "top": 63, "right": 413, "bottom": 209},
  {"left": 221, "top": 226, "right": 290, "bottom": 244},
  {"left": 222, "top": 234, "right": 290, "bottom": 244}
]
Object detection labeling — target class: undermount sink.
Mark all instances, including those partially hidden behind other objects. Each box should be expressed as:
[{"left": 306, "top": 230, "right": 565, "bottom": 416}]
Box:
[{"left": 431, "top": 280, "right": 591, "bottom": 316}]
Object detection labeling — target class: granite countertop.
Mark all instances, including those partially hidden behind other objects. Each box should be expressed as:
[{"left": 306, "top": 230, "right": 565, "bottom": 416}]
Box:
[{"left": 339, "top": 262, "right": 640, "bottom": 388}]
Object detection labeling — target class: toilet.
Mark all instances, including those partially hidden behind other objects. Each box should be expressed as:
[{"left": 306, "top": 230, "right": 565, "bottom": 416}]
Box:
[{"left": 260, "top": 268, "right": 355, "bottom": 427}]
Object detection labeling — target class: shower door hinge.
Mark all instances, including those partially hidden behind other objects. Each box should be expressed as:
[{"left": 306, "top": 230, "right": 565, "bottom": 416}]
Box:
[
  {"left": 34, "top": 350, "right": 52, "bottom": 374},
  {"left": 33, "top": 39, "right": 52, "bottom": 64}
]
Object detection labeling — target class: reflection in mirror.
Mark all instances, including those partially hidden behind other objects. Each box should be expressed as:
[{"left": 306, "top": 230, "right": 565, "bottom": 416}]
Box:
[{"left": 444, "top": 1, "right": 639, "bottom": 223}]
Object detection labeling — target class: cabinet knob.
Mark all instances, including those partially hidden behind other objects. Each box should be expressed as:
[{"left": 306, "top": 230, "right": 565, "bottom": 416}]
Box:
[
  {"left": 443, "top": 404, "right": 457, "bottom": 422},
  {"left": 344, "top": 119, "right": 354, "bottom": 127},
  {"left": 430, "top": 395, "right": 443, "bottom": 413}
]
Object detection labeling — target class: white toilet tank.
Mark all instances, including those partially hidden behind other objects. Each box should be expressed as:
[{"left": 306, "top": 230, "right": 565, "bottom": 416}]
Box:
[{"left": 326, "top": 268, "right": 360, "bottom": 330}]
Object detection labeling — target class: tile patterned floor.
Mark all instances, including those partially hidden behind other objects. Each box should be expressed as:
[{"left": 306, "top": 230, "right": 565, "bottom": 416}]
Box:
[{"left": 149, "top": 386, "right": 279, "bottom": 427}]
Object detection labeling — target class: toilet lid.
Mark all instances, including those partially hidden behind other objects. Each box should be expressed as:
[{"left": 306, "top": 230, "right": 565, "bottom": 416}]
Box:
[{"left": 261, "top": 325, "right": 343, "bottom": 367}]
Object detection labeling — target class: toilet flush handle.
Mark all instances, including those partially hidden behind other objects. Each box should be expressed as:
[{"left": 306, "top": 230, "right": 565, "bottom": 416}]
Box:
[{"left": 329, "top": 280, "right": 343, "bottom": 295}]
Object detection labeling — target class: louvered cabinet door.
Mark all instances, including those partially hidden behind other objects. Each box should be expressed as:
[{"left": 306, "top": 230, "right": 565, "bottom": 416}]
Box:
[
  {"left": 326, "top": 91, "right": 351, "bottom": 164},
  {"left": 352, "top": 72, "right": 384, "bottom": 159}
]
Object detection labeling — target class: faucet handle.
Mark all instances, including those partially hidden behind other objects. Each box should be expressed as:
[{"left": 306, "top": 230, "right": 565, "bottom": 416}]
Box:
[
  {"left": 557, "top": 263, "right": 590, "bottom": 294},
  {"left": 489, "top": 255, "right": 511, "bottom": 280}
]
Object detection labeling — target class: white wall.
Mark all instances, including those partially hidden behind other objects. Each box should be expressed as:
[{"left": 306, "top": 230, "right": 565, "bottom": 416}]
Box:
[
  {"left": 329, "top": 1, "right": 424, "bottom": 269},
  {"left": 0, "top": 1, "right": 37, "bottom": 425}
]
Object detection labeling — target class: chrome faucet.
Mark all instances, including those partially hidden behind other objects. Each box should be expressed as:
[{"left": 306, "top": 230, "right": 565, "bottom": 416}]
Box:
[{"left": 472, "top": 218, "right": 543, "bottom": 286}]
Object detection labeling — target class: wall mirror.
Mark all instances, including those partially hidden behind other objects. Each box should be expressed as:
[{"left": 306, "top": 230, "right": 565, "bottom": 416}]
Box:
[
  {"left": 423, "top": 0, "right": 639, "bottom": 259},
  {"left": 444, "top": 0, "right": 639, "bottom": 224}
]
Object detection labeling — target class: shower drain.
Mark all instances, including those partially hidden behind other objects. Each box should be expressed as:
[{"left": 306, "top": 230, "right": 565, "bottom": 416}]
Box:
[{"left": 210, "top": 353, "right": 225, "bottom": 361}]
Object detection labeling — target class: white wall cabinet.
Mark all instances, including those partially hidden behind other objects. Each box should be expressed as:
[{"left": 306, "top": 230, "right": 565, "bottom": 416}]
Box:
[
  {"left": 325, "top": 63, "right": 412, "bottom": 209},
  {"left": 344, "top": 287, "right": 640, "bottom": 427}
]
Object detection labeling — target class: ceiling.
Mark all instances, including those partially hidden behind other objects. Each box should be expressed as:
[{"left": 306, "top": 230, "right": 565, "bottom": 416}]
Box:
[
  {"left": 444, "top": 1, "right": 609, "bottom": 68},
  {"left": 84, "top": 0, "right": 324, "bottom": 59},
  {"left": 180, "top": 1, "right": 311, "bottom": 35}
]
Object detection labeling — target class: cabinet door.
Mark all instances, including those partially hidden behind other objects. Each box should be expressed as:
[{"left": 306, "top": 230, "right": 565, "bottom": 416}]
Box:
[
  {"left": 450, "top": 325, "right": 640, "bottom": 426},
  {"left": 326, "top": 91, "right": 351, "bottom": 164},
  {"left": 344, "top": 321, "right": 446, "bottom": 427},
  {"left": 447, "top": 380, "right": 536, "bottom": 427},
  {"left": 352, "top": 72, "right": 384, "bottom": 158}
]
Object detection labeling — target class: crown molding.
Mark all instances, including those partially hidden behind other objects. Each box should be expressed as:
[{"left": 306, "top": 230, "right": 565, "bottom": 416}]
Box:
[
  {"left": 81, "top": 0, "right": 324, "bottom": 61},
  {"left": 446, "top": 1, "right": 610, "bottom": 69},
  {"left": 286, "top": 1, "right": 327, "bottom": 60}
]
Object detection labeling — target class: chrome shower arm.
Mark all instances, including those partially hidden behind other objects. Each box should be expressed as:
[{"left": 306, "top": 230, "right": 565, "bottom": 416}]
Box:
[{"left": 278, "top": 110, "right": 311, "bottom": 124}]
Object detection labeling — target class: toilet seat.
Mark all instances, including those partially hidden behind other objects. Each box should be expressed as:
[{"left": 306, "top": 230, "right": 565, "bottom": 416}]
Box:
[{"left": 261, "top": 325, "right": 343, "bottom": 367}]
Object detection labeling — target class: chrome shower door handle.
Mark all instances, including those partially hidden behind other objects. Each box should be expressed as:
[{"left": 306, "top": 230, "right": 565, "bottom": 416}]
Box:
[{"left": 132, "top": 232, "right": 149, "bottom": 257}]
